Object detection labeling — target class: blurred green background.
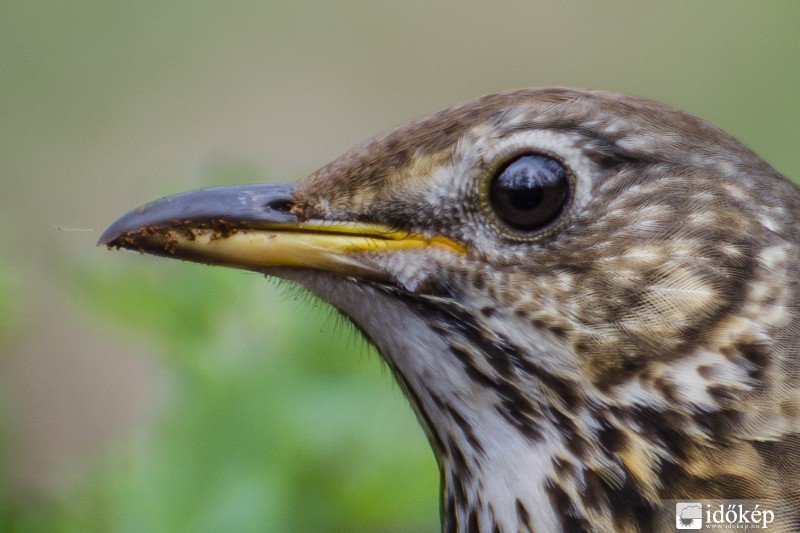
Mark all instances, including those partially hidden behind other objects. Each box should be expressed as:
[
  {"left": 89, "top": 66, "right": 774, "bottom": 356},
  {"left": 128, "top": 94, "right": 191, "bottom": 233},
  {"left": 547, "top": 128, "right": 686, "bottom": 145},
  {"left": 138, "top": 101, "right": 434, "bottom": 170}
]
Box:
[{"left": 1, "top": 2, "right": 799, "bottom": 531}]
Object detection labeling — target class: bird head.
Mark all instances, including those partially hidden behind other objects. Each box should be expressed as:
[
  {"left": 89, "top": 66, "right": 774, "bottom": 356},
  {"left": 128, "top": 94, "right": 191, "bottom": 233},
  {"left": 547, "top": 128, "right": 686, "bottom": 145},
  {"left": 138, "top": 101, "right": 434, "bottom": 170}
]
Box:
[{"left": 101, "top": 88, "right": 800, "bottom": 532}]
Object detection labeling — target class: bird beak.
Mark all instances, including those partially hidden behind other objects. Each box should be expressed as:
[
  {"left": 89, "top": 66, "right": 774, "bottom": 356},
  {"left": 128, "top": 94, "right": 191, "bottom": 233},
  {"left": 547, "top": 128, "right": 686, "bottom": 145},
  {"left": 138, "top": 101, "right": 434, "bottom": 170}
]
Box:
[{"left": 98, "top": 183, "right": 464, "bottom": 277}]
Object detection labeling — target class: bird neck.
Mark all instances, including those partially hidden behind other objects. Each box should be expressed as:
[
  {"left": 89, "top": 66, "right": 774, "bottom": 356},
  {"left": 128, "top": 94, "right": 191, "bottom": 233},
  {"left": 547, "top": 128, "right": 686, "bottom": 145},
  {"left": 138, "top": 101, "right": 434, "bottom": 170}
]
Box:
[
  {"left": 438, "top": 413, "right": 581, "bottom": 533},
  {"left": 359, "top": 291, "right": 602, "bottom": 532},
  {"left": 365, "top": 291, "right": 671, "bottom": 532},
  {"left": 283, "top": 274, "right": 706, "bottom": 532}
]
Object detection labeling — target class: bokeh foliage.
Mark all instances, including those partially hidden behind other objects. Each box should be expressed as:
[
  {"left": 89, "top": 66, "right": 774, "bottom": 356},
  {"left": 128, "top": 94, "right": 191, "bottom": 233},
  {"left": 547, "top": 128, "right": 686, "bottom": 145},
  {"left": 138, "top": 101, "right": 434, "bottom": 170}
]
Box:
[
  {"left": 5, "top": 258, "right": 439, "bottom": 532},
  {"left": 0, "top": 232, "right": 20, "bottom": 529}
]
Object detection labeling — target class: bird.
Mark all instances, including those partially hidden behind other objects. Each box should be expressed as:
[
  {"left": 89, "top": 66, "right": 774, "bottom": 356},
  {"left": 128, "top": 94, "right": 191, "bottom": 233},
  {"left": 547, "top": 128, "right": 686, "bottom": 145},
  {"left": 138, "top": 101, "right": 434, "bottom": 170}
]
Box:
[{"left": 100, "top": 88, "right": 800, "bottom": 532}]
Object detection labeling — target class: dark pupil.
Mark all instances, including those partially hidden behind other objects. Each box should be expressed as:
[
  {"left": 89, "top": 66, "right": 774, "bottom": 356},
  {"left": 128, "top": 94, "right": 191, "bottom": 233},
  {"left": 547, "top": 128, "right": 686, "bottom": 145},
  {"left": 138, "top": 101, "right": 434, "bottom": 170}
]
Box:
[{"left": 488, "top": 154, "right": 569, "bottom": 231}]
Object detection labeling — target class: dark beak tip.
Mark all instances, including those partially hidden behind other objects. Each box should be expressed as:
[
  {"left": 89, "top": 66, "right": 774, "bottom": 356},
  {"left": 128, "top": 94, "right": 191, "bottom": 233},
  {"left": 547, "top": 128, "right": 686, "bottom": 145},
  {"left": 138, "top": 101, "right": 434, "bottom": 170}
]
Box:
[
  {"left": 97, "top": 211, "right": 149, "bottom": 248},
  {"left": 96, "top": 230, "right": 122, "bottom": 248},
  {"left": 98, "top": 182, "right": 298, "bottom": 250},
  {"left": 97, "top": 222, "right": 124, "bottom": 247},
  {"left": 97, "top": 223, "right": 126, "bottom": 248}
]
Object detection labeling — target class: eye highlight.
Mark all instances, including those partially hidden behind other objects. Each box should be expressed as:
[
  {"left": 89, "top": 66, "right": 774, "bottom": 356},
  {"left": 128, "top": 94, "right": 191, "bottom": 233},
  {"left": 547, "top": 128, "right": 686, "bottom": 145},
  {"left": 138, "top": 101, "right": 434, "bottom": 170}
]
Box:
[{"left": 487, "top": 154, "right": 570, "bottom": 233}]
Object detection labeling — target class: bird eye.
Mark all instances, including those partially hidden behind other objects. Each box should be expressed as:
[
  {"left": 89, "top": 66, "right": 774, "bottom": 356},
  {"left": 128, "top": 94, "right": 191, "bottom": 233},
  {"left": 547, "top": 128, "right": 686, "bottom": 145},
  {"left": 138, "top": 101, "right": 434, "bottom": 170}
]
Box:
[{"left": 488, "top": 154, "right": 570, "bottom": 232}]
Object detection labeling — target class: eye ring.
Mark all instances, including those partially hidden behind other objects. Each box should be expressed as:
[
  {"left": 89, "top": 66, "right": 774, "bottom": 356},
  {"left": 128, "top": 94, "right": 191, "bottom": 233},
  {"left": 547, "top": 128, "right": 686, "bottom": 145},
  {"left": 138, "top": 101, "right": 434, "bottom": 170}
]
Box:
[{"left": 479, "top": 150, "right": 574, "bottom": 241}]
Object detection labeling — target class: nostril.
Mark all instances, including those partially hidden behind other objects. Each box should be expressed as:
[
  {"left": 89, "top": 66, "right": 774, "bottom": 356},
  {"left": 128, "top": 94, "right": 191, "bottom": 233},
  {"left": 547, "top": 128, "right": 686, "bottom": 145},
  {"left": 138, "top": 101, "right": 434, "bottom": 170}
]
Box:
[{"left": 266, "top": 199, "right": 294, "bottom": 213}]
